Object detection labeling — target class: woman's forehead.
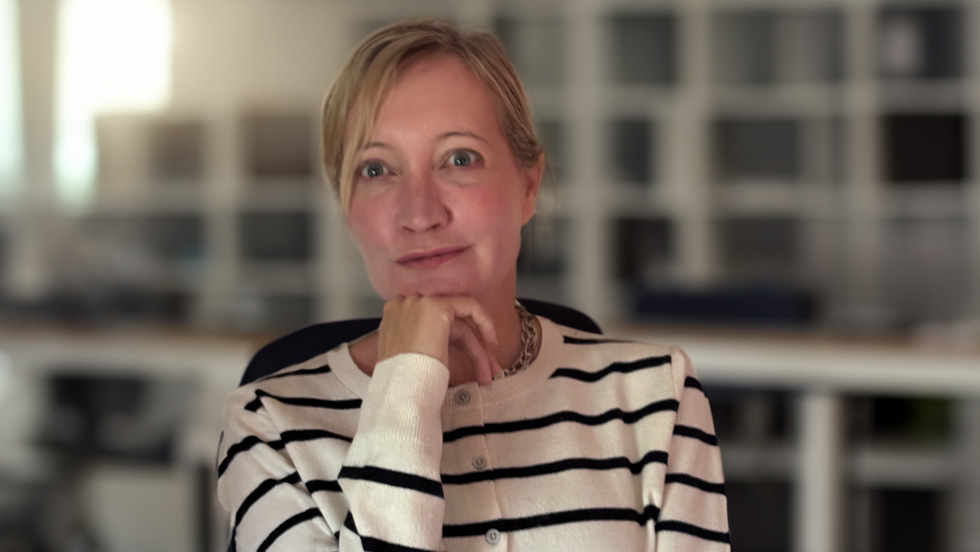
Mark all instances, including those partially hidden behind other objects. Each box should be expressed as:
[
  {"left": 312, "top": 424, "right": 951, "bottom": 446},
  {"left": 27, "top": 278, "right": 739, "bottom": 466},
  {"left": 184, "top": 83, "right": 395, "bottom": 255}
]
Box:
[{"left": 362, "top": 53, "right": 502, "bottom": 144}]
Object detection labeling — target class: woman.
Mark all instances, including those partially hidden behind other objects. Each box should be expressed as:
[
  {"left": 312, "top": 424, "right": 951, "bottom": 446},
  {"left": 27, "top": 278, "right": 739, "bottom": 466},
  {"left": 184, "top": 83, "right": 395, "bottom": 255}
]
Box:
[{"left": 217, "top": 18, "right": 730, "bottom": 551}]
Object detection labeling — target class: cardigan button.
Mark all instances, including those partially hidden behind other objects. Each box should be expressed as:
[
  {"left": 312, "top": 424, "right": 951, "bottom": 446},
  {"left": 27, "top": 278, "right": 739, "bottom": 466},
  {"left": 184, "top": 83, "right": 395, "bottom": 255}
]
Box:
[
  {"left": 454, "top": 389, "right": 471, "bottom": 405},
  {"left": 472, "top": 455, "right": 488, "bottom": 470},
  {"left": 485, "top": 528, "right": 502, "bottom": 544}
]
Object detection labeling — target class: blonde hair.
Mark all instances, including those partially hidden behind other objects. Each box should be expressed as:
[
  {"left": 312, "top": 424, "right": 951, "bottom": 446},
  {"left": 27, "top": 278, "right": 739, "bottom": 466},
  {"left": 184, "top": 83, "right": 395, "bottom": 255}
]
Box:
[{"left": 321, "top": 18, "right": 544, "bottom": 211}]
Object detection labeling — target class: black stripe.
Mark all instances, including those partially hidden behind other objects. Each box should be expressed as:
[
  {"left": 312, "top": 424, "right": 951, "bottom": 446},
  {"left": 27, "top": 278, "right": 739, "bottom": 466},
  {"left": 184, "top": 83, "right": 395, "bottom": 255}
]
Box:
[
  {"left": 673, "top": 424, "right": 719, "bottom": 446},
  {"left": 684, "top": 376, "right": 703, "bottom": 391},
  {"left": 218, "top": 436, "right": 264, "bottom": 476},
  {"left": 664, "top": 473, "right": 726, "bottom": 495},
  {"left": 306, "top": 479, "right": 342, "bottom": 493},
  {"left": 339, "top": 466, "right": 443, "bottom": 498},
  {"left": 218, "top": 429, "right": 352, "bottom": 477},
  {"left": 656, "top": 520, "right": 732, "bottom": 544},
  {"left": 256, "top": 508, "right": 321, "bottom": 552},
  {"left": 246, "top": 390, "right": 362, "bottom": 412},
  {"left": 444, "top": 398, "right": 679, "bottom": 443},
  {"left": 235, "top": 472, "right": 302, "bottom": 528},
  {"left": 562, "top": 336, "right": 636, "bottom": 345},
  {"left": 550, "top": 355, "right": 671, "bottom": 382},
  {"left": 443, "top": 504, "right": 661, "bottom": 537},
  {"left": 258, "top": 364, "right": 332, "bottom": 382},
  {"left": 344, "top": 514, "right": 440, "bottom": 552},
  {"left": 442, "top": 450, "right": 669, "bottom": 485}
]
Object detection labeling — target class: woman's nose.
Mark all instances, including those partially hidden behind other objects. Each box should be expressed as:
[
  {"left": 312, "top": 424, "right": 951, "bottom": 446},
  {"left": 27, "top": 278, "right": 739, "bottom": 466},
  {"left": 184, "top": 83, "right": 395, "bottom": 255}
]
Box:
[{"left": 396, "top": 173, "right": 450, "bottom": 233}]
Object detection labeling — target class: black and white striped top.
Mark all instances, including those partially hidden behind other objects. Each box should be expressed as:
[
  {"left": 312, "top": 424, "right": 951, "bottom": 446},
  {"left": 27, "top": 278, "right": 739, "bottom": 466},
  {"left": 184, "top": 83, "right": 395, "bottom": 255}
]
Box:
[{"left": 217, "top": 316, "right": 731, "bottom": 551}]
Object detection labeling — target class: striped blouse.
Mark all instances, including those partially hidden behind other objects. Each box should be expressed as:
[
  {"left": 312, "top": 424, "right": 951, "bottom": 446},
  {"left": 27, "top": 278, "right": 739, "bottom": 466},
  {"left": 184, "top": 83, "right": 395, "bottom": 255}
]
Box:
[{"left": 217, "top": 316, "right": 731, "bottom": 551}]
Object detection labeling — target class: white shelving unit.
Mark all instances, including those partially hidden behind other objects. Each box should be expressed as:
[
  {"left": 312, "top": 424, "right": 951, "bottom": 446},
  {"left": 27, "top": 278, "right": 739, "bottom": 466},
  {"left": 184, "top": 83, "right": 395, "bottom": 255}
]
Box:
[{"left": 3, "top": 1, "right": 980, "bottom": 550}]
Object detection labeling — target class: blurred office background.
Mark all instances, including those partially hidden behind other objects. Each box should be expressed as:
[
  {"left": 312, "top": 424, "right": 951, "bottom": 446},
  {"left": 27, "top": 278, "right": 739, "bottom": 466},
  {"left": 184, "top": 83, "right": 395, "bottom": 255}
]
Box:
[{"left": 1, "top": 0, "right": 980, "bottom": 550}]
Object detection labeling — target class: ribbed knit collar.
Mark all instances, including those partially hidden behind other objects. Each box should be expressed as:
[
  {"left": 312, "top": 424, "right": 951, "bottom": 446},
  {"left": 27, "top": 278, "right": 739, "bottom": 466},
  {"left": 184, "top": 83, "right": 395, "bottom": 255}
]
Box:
[{"left": 328, "top": 315, "right": 561, "bottom": 408}]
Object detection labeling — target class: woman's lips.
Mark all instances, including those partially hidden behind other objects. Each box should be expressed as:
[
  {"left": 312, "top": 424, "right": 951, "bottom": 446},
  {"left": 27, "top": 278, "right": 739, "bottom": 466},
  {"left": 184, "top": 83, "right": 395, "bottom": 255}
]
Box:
[{"left": 396, "top": 246, "right": 469, "bottom": 269}]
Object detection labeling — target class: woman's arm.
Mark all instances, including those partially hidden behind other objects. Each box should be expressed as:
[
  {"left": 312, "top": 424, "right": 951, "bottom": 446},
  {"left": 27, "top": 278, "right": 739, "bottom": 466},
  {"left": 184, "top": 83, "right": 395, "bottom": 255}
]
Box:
[
  {"left": 336, "top": 353, "right": 449, "bottom": 550},
  {"left": 216, "top": 354, "right": 450, "bottom": 552},
  {"left": 218, "top": 295, "right": 499, "bottom": 551},
  {"left": 655, "top": 347, "right": 732, "bottom": 551}
]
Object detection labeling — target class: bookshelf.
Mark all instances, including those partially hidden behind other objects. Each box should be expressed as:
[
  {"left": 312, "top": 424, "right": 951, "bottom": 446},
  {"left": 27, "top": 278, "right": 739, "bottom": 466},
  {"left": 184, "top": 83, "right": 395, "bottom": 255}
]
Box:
[{"left": 3, "top": 1, "right": 980, "bottom": 550}]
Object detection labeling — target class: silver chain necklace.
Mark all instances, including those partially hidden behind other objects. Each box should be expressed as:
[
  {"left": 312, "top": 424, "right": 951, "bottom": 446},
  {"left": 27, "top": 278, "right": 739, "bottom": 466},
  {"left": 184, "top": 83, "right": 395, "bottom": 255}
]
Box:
[{"left": 502, "top": 302, "right": 539, "bottom": 377}]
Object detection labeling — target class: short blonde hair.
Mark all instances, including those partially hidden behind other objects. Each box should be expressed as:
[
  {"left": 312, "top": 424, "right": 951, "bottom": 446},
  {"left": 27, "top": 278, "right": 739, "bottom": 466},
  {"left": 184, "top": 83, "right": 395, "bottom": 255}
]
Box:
[{"left": 321, "top": 18, "right": 544, "bottom": 211}]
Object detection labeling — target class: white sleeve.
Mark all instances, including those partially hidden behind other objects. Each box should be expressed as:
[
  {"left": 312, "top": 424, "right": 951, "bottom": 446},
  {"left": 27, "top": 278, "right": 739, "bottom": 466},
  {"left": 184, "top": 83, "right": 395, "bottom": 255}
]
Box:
[
  {"left": 217, "top": 353, "right": 449, "bottom": 552},
  {"left": 337, "top": 353, "right": 450, "bottom": 551},
  {"left": 654, "top": 346, "right": 732, "bottom": 551}
]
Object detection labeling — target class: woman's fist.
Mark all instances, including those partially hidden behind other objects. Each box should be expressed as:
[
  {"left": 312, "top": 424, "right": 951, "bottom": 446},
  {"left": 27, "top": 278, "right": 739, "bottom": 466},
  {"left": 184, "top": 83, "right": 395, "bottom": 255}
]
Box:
[{"left": 376, "top": 295, "right": 501, "bottom": 385}]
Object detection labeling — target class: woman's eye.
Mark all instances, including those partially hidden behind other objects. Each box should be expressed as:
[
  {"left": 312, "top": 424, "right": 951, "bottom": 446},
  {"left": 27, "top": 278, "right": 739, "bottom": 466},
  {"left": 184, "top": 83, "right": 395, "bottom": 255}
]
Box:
[
  {"left": 359, "top": 161, "right": 388, "bottom": 178},
  {"left": 447, "top": 150, "right": 477, "bottom": 168}
]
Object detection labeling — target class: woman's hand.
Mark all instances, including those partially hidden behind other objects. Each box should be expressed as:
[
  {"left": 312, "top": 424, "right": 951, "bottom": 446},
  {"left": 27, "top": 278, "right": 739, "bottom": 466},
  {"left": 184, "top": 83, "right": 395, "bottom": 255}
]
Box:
[{"left": 376, "top": 295, "right": 502, "bottom": 385}]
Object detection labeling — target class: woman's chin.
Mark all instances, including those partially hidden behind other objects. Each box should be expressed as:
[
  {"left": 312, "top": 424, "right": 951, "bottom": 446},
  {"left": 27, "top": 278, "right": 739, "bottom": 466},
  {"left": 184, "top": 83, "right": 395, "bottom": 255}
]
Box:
[{"left": 395, "top": 278, "right": 477, "bottom": 297}]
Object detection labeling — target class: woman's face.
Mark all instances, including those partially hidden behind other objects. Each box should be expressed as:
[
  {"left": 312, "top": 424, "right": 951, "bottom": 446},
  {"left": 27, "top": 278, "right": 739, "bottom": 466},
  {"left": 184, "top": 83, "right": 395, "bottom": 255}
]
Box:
[{"left": 346, "top": 53, "right": 541, "bottom": 300}]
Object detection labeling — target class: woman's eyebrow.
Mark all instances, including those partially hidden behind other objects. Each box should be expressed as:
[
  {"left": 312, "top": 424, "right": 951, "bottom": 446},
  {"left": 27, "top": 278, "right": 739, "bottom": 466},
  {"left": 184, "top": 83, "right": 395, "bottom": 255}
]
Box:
[{"left": 438, "top": 130, "right": 489, "bottom": 144}]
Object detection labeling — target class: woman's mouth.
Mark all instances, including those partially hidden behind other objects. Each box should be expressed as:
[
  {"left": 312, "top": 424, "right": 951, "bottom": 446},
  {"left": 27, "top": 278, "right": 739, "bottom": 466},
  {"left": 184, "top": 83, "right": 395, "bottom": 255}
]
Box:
[{"left": 396, "top": 246, "right": 469, "bottom": 269}]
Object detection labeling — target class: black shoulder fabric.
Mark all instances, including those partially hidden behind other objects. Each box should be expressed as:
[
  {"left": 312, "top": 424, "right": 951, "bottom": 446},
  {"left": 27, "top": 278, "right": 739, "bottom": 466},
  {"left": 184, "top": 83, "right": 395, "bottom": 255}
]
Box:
[
  {"left": 238, "top": 299, "right": 601, "bottom": 386},
  {"left": 240, "top": 318, "right": 381, "bottom": 385}
]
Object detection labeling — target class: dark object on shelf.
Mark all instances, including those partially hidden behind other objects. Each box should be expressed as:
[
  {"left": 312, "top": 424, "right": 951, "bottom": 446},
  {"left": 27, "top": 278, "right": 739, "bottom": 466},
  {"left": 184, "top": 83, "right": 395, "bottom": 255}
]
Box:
[
  {"left": 878, "top": 6, "right": 963, "bottom": 80},
  {"left": 608, "top": 119, "right": 654, "bottom": 184},
  {"left": 149, "top": 120, "right": 205, "bottom": 181},
  {"left": 870, "top": 488, "right": 942, "bottom": 552},
  {"left": 239, "top": 299, "right": 602, "bottom": 385},
  {"left": 606, "top": 13, "right": 677, "bottom": 85},
  {"left": 848, "top": 395, "right": 951, "bottom": 443},
  {"left": 242, "top": 113, "right": 314, "bottom": 180},
  {"left": 726, "top": 480, "right": 791, "bottom": 552},
  {"left": 629, "top": 283, "right": 816, "bottom": 325},
  {"left": 615, "top": 218, "right": 673, "bottom": 282},
  {"left": 39, "top": 374, "right": 190, "bottom": 463},
  {"left": 882, "top": 113, "right": 967, "bottom": 183},
  {"left": 517, "top": 218, "right": 567, "bottom": 276},
  {"left": 238, "top": 211, "right": 314, "bottom": 261}
]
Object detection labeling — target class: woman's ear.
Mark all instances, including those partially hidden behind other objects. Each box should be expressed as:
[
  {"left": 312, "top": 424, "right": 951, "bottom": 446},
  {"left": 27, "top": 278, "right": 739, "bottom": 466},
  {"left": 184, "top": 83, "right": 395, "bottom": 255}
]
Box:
[{"left": 520, "top": 154, "right": 545, "bottom": 225}]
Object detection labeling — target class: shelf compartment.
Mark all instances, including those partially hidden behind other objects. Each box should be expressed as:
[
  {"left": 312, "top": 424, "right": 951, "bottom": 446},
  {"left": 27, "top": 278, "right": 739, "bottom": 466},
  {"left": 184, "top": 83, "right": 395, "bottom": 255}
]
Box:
[
  {"left": 148, "top": 120, "right": 206, "bottom": 182},
  {"left": 613, "top": 217, "right": 674, "bottom": 284},
  {"left": 725, "top": 480, "right": 792, "bottom": 552},
  {"left": 237, "top": 211, "right": 315, "bottom": 262},
  {"left": 494, "top": 16, "right": 565, "bottom": 87},
  {"left": 518, "top": 216, "right": 568, "bottom": 277},
  {"left": 81, "top": 214, "right": 205, "bottom": 264},
  {"left": 96, "top": 115, "right": 207, "bottom": 197},
  {"left": 878, "top": 5, "right": 964, "bottom": 81},
  {"left": 240, "top": 112, "right": 316, "bottom": 181},
  {"left": 604, "top": 12, "right": 678, "bottom": 86},
  {"left": 606, "top": 118, "right": 656, "bottom": 185},
  {"left": 881, "top": 112, "right": 968, "bottom": 184},
  {"left": 716, "top": 216, "right": 802, "bottom": 280},
  {"left": 712, "top": 8, "right": 844, "bottom": 86},
  {"left": 879, "top": 217, "right": 971, "bottom": 324},
  {"left": 713, "top": 117, "right": 803, "bottom": 183}
]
